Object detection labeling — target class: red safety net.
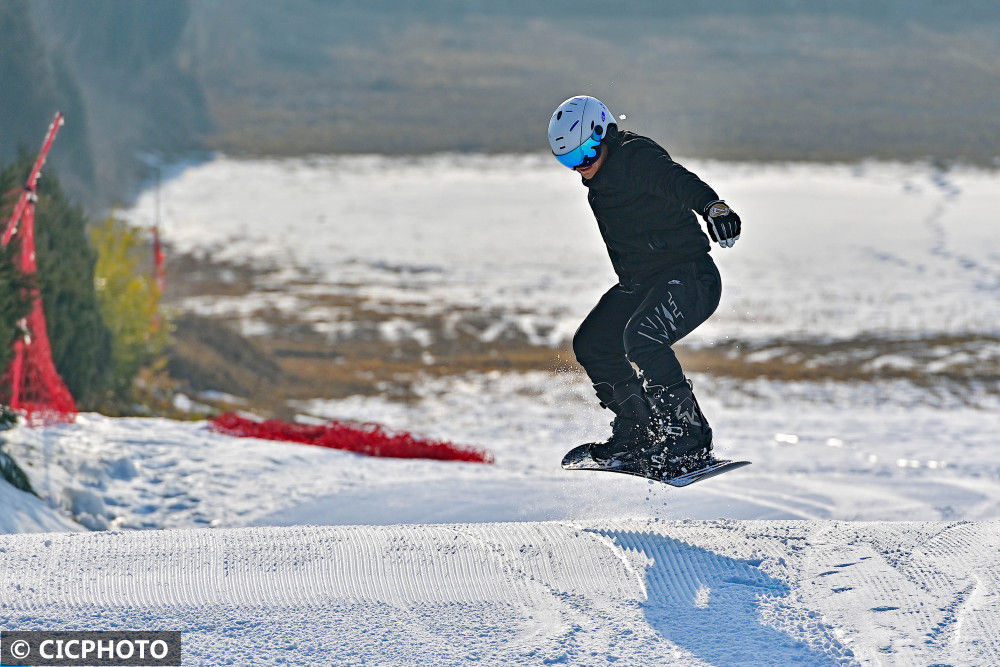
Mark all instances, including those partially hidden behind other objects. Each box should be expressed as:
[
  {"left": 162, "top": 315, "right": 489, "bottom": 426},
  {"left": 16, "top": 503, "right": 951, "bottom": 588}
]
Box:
[
  {"left": 0, "top": 112, "right": 76, "bottom": 425},
  {"left": 150, "top": 224, "right": 166, "bottom": 333},
  {"left": 210, "top": 412, "right": 494, "bottom": 464}
]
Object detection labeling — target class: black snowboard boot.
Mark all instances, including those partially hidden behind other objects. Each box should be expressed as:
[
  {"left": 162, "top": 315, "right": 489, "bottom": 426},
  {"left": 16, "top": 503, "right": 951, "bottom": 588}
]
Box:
[
  {"left": 644, "top": 379, "right": 714, "bottom": 474},
  {"left": 587, "top": 378, "right": 656, "bottom": 465}
]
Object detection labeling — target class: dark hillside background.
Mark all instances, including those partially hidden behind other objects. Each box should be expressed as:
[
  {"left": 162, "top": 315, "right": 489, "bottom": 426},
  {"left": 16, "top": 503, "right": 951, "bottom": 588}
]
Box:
[{"left": 2, "top": 0, "right": 998, "bottom": 209}]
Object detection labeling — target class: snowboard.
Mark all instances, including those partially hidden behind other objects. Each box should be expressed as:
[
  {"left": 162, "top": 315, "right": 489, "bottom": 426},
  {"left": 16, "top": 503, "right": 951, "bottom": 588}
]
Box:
[{"left": 561, "top": 443, "right": 750, "bottom": 487}]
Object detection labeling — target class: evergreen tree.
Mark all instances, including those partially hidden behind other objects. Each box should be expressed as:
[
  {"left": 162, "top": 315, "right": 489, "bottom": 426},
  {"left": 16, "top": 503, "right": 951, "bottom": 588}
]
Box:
[{"left": 0, "top": 153, "right": 112, "bottom": 408}]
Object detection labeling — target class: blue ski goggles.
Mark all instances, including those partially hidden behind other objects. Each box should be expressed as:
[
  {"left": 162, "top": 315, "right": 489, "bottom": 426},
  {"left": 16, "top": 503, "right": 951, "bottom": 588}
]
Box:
[{"left": 553, "top": 131, "right": 603, "bottom": 169}]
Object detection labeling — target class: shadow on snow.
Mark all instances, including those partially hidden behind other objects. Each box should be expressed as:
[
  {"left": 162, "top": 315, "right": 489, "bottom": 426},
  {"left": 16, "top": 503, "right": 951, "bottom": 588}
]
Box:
[{"left": 595, "top": 530, "right": 852, "bottom": 666}]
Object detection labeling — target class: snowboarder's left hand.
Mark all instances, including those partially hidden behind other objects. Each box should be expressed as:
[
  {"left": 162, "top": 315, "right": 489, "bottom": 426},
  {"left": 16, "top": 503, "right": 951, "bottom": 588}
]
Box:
[{"left": 702, "top": 201, "right": 741, "bottom": 248}]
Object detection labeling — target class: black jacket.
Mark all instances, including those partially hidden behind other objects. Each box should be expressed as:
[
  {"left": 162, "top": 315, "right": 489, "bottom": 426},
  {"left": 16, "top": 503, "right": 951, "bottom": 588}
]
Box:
[{"left": 582, "top": 129, "right": 718, "bottom": 286}]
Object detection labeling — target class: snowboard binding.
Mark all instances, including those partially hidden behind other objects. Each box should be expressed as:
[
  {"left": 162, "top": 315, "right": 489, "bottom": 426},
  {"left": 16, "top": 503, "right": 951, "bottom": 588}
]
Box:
[{"left": 567, "top": 377, "right": 748, "bottom": 487}]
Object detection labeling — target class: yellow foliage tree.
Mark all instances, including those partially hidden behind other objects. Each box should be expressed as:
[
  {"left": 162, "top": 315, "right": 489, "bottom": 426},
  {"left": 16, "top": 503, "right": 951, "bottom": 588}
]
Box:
[{"left": 90, "top": 216, "right": 167, "bottom": 402}]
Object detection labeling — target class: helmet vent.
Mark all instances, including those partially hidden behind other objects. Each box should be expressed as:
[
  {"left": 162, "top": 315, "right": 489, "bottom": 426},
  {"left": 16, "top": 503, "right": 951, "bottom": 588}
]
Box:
[{"left": 556, "top": 111, "right": 563, "bottom": 120}]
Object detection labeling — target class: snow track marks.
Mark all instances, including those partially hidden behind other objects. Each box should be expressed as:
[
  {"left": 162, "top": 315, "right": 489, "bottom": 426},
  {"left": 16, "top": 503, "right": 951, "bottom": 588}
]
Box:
[{"left": 3, "top": 520, "right": 999, "bottom": 665}]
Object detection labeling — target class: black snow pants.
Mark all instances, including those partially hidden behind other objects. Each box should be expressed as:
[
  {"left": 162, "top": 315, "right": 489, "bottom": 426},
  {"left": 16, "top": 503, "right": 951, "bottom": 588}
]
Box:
[{"left": 572, "top": 255, "right": 722, "bottom": 390}]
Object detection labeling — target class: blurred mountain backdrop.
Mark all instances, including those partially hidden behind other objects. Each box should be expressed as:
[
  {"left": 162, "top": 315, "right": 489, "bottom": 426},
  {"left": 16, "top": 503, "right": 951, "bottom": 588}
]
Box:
[{"left": 2, "top": 0, "right": 999, "bottom": 209}]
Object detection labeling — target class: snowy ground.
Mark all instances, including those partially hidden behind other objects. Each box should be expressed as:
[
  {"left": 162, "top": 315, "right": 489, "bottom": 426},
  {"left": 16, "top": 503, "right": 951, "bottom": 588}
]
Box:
[
  {"left": 4, "top": 372, "right": 999, "bottom": 533},
  {"left": 4, "top": 519, "right": 999, "bottom": 665},
  {"left": 1, "top": 154, "right": 996, "bottom": 664},
  {"left": 0, "top": 477, "right": 80, "bottom": 534},
  {"left": 126, "top": 155, "right": 1000, "bottom": 348}
]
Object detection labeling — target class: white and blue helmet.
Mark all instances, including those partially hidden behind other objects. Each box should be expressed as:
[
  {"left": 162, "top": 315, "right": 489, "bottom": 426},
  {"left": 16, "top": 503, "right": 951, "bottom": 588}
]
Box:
[{"left": 547, "top": 96, "right": 615, "bottom": 168}]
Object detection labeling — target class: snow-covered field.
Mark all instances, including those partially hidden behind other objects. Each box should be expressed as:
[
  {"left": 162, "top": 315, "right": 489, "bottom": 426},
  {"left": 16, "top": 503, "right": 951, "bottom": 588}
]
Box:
[
  {"left": 2, "top": 154, "right": 998, "bottom": 664},
  {"left": 127, "top": 155, "right": 1000, "bottom": 346},
  {"left": 106, "top": 153, "right": 1000, "bottom": 527}
]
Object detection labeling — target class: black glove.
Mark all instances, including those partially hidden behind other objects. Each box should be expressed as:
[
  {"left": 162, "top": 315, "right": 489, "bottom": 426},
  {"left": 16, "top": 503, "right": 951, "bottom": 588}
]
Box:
[{"left": 701, "top": 200, "right": 741, "bottom": 248}]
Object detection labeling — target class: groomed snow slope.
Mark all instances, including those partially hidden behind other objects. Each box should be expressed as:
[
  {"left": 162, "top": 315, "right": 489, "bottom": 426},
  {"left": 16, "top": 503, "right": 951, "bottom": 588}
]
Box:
[{"left": 3, "top": 520, "right": 999, "bottom": 665}]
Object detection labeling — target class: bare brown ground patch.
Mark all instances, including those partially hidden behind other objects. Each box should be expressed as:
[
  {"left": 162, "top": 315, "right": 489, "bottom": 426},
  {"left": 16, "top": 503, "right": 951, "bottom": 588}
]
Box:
[
  {"left": 677, "top": 335, "right": 1000, "bottom": 387},
  {"left": 161, "top": 252, "right": 572, "bottom": 415},
  {"left": 167, "top": 310, "right": 568, "bottom": 417},
  {"left": 162, "top": 251, "right": 1000, "bottom": 416}
]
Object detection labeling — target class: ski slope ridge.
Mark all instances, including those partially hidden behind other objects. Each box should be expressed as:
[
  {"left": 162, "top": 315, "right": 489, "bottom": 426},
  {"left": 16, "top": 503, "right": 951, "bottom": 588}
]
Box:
[{"left": 3, "top": 519, "right": 999, "bottom": 665}]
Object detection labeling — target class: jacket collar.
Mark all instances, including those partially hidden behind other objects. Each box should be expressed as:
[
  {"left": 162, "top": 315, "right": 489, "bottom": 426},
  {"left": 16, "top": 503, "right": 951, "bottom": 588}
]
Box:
[{"left": 581, "top": 126, "right": 622, "bottom": 187}]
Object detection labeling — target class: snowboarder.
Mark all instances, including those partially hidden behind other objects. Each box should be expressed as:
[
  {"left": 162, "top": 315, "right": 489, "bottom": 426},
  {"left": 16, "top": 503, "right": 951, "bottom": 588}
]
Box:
[{"left": 548, "top": 95, "right": 742, "bottom": 478}]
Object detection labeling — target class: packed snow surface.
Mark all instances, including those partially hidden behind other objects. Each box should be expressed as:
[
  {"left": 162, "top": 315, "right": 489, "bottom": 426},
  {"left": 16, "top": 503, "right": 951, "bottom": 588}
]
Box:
[{"left": 3, "top": 519, "right": 999, "bottom": 665}]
